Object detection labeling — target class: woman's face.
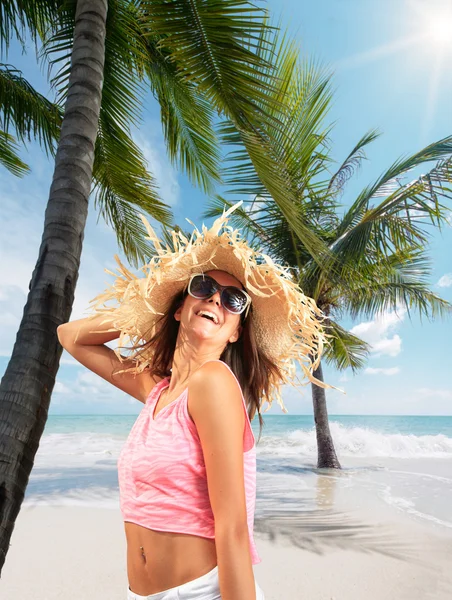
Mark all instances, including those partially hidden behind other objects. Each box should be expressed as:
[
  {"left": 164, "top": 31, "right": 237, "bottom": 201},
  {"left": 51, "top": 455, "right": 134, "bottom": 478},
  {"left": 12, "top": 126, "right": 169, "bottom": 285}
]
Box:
[{"left": 174, "top": 270, "right": 244, "bottom": 348}]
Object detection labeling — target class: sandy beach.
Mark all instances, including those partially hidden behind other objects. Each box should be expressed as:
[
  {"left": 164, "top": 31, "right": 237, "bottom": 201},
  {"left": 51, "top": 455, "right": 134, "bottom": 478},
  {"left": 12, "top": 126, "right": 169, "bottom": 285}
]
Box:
[
  {"left": 2, "top": 502, "right": 452, "bottom": 599},
  {"left": 3, "top": 413, "right": 452, "bottom": 599}
]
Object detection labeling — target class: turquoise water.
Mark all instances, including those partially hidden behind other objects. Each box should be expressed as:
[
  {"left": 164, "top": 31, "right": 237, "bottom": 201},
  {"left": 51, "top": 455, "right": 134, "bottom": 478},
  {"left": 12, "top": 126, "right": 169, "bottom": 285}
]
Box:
[
  {"left": 44, "top": 414, "right": 452, "bottom": 438},
  {"left": 27, "top": 413, "right": 452, "bottom": 532}
]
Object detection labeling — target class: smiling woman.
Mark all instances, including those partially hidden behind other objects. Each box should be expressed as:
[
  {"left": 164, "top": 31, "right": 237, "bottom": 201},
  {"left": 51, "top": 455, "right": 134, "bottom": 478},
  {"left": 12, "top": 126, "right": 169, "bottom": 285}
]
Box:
[{"left": 59, "top": 201, "right": 331, "bottom": 600}]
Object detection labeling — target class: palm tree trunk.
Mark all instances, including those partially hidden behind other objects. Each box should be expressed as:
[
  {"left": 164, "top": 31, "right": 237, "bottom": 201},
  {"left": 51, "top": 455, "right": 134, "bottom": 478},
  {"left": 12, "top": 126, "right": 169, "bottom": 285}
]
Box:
[
  {"left": 0, "top": 0, "right": 107, "bottom": 573},
  {"left": 311, "top": 359, "right": 341, "bottom": 469}
]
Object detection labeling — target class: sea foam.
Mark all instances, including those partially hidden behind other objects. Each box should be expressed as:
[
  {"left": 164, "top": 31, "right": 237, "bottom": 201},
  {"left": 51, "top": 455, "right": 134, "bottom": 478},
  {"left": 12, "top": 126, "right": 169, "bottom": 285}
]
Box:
[{"left": 258, "top": 423, "right": 452, "bottom": 459}]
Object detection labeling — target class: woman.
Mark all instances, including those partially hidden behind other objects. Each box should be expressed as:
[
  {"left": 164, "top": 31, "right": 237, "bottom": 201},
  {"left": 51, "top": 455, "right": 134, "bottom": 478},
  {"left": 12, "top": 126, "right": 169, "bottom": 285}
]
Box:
[{"left": 57, "top": 201, "right": 330, "bottom": 600}]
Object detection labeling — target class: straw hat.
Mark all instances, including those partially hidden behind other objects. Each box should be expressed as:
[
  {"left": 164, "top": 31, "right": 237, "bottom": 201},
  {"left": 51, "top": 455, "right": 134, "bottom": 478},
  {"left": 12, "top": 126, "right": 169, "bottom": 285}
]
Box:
[{"left": 87, "top": 201, "right": 334, "bottom": 413}]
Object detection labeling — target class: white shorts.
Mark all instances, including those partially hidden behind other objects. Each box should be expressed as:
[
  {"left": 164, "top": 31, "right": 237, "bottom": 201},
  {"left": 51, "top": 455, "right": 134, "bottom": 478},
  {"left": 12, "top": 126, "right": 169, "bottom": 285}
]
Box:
[{"left": 127, "top": 565, "right": 265, "bottom": 599}]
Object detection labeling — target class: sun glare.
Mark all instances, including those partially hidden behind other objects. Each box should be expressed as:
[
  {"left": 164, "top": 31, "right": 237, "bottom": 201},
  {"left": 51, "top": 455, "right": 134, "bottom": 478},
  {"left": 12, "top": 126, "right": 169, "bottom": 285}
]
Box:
[{"left": 426, "top": 14, "right": 452, "bottom": 46}]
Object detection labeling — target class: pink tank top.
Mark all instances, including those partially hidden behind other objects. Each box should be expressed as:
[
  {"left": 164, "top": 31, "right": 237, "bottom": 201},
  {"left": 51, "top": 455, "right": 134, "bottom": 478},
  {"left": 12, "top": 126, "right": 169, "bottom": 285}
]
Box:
[{"left": 117, "top": 360, "right": 261, "bottom": 565}]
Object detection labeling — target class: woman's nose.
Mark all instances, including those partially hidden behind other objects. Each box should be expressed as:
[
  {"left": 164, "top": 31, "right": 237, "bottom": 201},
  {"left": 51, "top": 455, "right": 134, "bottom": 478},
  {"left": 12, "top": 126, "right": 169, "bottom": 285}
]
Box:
[{"left": 208, "top": 291, "right": 221, "bottom": 305}]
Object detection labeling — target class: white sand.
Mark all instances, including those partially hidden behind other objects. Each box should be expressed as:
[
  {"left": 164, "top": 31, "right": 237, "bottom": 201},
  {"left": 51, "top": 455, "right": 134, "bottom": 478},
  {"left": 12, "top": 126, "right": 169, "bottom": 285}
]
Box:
[{"left": 2, "top": 505, "right": 452, "bottom": 599}]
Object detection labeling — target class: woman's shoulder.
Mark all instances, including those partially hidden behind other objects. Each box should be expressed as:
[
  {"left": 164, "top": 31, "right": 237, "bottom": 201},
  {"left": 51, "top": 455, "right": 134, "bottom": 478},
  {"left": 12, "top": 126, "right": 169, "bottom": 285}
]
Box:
[
  {"left": 193, "top": 360, "right": 237, "bottom": 383},
  {"left": 188, "top": 361, "right": 254, "bottom": 451},
  {"left": 189, "top": 360, "right": 243, "bottom": 400}
]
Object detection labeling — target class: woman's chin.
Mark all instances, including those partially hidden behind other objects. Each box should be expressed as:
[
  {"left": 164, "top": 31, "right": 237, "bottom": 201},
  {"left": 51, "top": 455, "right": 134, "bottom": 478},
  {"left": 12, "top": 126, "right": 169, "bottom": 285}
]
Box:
[{"left": 187, "top": 324, "right": 222, "bottom": 343}]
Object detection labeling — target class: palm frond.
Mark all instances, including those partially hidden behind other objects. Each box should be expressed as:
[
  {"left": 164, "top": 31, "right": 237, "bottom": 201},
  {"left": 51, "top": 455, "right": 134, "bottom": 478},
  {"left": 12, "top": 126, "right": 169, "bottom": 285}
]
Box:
[
  {"left": 43, "top": 1, "right": 223, "bottom": 196},
  {"left": 0, "top": 0, "right": 62, "bottom": 51},
  {"left": 340, "top": 247, "right": 452, "bottom": 322},
  {"left": 39, "top": 0, "right": 174, "bottom": 267},
  {"left": 159, "top": 223, "right": 193, "bottom": 252},
  {"left": 0, "top": 130, "right": 29, "bottom": 175},
  {"left": 217, "top": 26, "right": 339, "bottom": 270},
  {"left": 94, "top": 196, "right": 158, "bottom": 267},
  {"left": 92, "top": 114, "right": 173, "bottom": 268},
  {"left": 326, "top": 128, "right": 381, "bottom": 198},
  {"left": 0, "top": 63, "right": 62, "bottom": 154},
  {"left": 322, "top": 318, "right": 371, "bottom": 372},
  {"left": 140, "top": 0, "right": 280, "bottom": 129},
  {"left": 144, "top": 35, "right": 221, "bottom": 194},
  {"left": 332, "top": 145, "right": 452, "bottom": 264}
]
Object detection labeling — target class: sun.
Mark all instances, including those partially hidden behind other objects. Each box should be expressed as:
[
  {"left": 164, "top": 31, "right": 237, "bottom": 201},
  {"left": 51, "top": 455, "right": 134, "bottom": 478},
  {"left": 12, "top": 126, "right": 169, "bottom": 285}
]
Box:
[
  {"left": 426, "top": 14, "right": 452, "bottom": 47},
  {"left": 331, "top": 0, "right": 452, "bottom": 144}
]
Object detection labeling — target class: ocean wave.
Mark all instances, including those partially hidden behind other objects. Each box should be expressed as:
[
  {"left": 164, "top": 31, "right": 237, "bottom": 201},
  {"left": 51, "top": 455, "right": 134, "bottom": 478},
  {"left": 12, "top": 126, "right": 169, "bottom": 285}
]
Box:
[
  {"left": 258, "top": 423, "right": 452, "bottom": 458},
  {"left": 34, "top": 432, "right": 124, "bottom": 468}
]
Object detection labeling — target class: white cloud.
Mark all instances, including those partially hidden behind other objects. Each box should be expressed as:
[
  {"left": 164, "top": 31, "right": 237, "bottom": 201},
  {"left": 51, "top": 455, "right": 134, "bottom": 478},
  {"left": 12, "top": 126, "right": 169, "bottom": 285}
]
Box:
[
  {"left": 50, "top": 367, "right": 136, "bottom": 413},
  {"left": 349, "top": 308, "right": 406, "bottom": 357},
  {"left": 416, "top": 388, "right": 452, "bottom": 400},
  {"left": 371, "top": 335, "right": 402, "bottom": 357},
  {"left": 0, "top": 308, "right": 20, "bottom": 326},
  {"left": 0, "top": 201, "right": 44, "bottom": 295},
  {"left": 46, "top": 361, "right": 138, "bottom": 413},
  {"left": 437, "top": 273, "right": 452, "bottom": 288},
  {"left": 0, "top": 285, "right": 27, "bottom": 355},
  {"left": 393, "top": 388, "right": 452, "bottom": 415},
  {"left": 339, "top": 372, "right": 349, "bottom": 382},
  {"left": 54, "top": 381, "right": 71, "bottom": 394},
  {"left": 364, "top": 367, "right": 400, "bottom": 376},
  {"left": 76, "top": 370, "right": 112, "bottom": 396}
]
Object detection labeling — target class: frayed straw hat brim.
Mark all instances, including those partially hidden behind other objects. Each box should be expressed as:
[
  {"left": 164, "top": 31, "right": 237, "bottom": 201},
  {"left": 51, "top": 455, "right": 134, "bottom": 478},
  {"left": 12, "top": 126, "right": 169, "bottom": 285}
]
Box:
[{"left": 87, "top": 201, "right": 337, "bottom": 413}]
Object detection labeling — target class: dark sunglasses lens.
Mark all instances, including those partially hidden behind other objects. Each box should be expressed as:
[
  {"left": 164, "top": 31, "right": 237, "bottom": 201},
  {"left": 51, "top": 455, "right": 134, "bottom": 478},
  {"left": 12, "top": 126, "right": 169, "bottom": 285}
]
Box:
[
  {"left": 189, "top": 275, "right": 216, "bottom": 298},
  {"left": 222, "top": 288, "right": 248, "bottom": 314}
]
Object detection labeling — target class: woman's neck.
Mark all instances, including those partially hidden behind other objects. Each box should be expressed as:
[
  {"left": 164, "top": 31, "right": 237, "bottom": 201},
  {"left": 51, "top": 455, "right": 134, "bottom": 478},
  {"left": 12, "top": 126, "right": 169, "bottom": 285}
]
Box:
[{"left": 167, "top": 344, "right": 222, "bottom": 393}]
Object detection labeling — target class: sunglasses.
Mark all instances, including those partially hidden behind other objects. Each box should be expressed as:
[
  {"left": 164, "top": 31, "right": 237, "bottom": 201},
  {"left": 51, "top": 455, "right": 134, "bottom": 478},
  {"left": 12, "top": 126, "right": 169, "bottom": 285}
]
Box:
[{"left": 185, "top": 273, "right": 252, "bottom": 319}]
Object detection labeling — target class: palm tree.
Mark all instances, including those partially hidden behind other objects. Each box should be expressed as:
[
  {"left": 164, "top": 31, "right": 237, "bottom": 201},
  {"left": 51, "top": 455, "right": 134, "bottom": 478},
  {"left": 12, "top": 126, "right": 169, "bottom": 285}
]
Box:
[
  {"left": 0, "top": 64, "right": 62, "bottom": 175},
  {"left": 0, "top": 0, "right": 310, "bottom": 571},
  {"left": 204, "top": 32, "right": 452, "bottom": 469}
]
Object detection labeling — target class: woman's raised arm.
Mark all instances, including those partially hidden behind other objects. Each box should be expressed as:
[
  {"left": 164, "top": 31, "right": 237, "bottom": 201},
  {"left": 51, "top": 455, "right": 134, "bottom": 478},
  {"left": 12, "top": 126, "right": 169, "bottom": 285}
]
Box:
[{"left": 57, "top": 316, "right": 160, "bottom": 403}]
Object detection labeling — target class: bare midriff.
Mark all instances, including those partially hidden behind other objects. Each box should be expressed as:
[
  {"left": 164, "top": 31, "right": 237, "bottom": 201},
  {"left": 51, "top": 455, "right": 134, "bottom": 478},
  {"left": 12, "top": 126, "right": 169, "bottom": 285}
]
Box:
[{"left": 125, "top": 522, "right": 218, "bottom": 595}]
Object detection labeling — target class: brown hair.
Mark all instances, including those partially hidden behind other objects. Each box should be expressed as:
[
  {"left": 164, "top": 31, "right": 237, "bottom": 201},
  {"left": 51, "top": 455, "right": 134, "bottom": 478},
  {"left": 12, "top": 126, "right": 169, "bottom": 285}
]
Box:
[{"left": 115, "top": 289, "right": 283, "bottom": 444}]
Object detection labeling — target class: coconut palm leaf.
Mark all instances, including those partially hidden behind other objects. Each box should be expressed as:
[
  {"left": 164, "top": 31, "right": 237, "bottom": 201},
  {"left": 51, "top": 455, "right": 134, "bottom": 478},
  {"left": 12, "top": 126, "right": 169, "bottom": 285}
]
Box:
[
  {"left": 326, "top": 128, "right": 382, "bottom": 198},
  {"left": 215, "top": 27, "right": 339, "bottom": 269},
  {"left": 341, "top": 247, "right": 452, "bottom": 321},
  {"left": 92, "top": 114, "right": 172, "bottom": 267},
  {"left": 0, "top": 129, "right": 29, "bottom": 175},
  {"left": 0, "top": 63, "right": 62, "bottom": 155},
  {"left": 43, "top": 0, "right": 145, "bottom": 130},
  {"left": 0, "top": 0, "right": 61, "bottom": 49},
  {"left": 331, "top": 146, "right": 452, "bottom": 263},
  {"left": 204, "top": 194, "right": 276, "bottom": 254},
  {"left": 140, "top": 0, "right": 279, "bottom": 129},
  {"left": 43, "top": 0, "right": 223, "bottom": 207},
  {"left": 141, "top": 9, "right": 337, "bottom": 268},
  {"left": 322, "top": 318, "right": 370, "bottom": 372},
  {"left": 143, "top": 34, "right": 221, "bottom": 194}
]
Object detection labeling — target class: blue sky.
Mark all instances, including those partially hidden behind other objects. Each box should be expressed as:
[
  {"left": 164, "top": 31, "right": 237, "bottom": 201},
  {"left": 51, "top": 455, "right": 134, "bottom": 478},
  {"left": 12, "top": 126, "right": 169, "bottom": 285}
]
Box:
[{"left": 1, "top": 0, "right": 451, "bottom": 416}]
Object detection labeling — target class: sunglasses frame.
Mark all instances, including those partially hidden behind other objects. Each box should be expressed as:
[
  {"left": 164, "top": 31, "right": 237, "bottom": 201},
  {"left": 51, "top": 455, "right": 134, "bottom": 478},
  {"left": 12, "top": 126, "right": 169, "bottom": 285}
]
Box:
[{"left": 185, "top": 273, "right": 252, "bottom": 319}]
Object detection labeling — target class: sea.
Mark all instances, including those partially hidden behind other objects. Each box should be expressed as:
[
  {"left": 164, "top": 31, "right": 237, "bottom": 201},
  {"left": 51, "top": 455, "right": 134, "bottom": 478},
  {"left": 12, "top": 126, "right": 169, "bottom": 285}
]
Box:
[{"left": 25, "top": 414, "right": 452, "bottom": 533}]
